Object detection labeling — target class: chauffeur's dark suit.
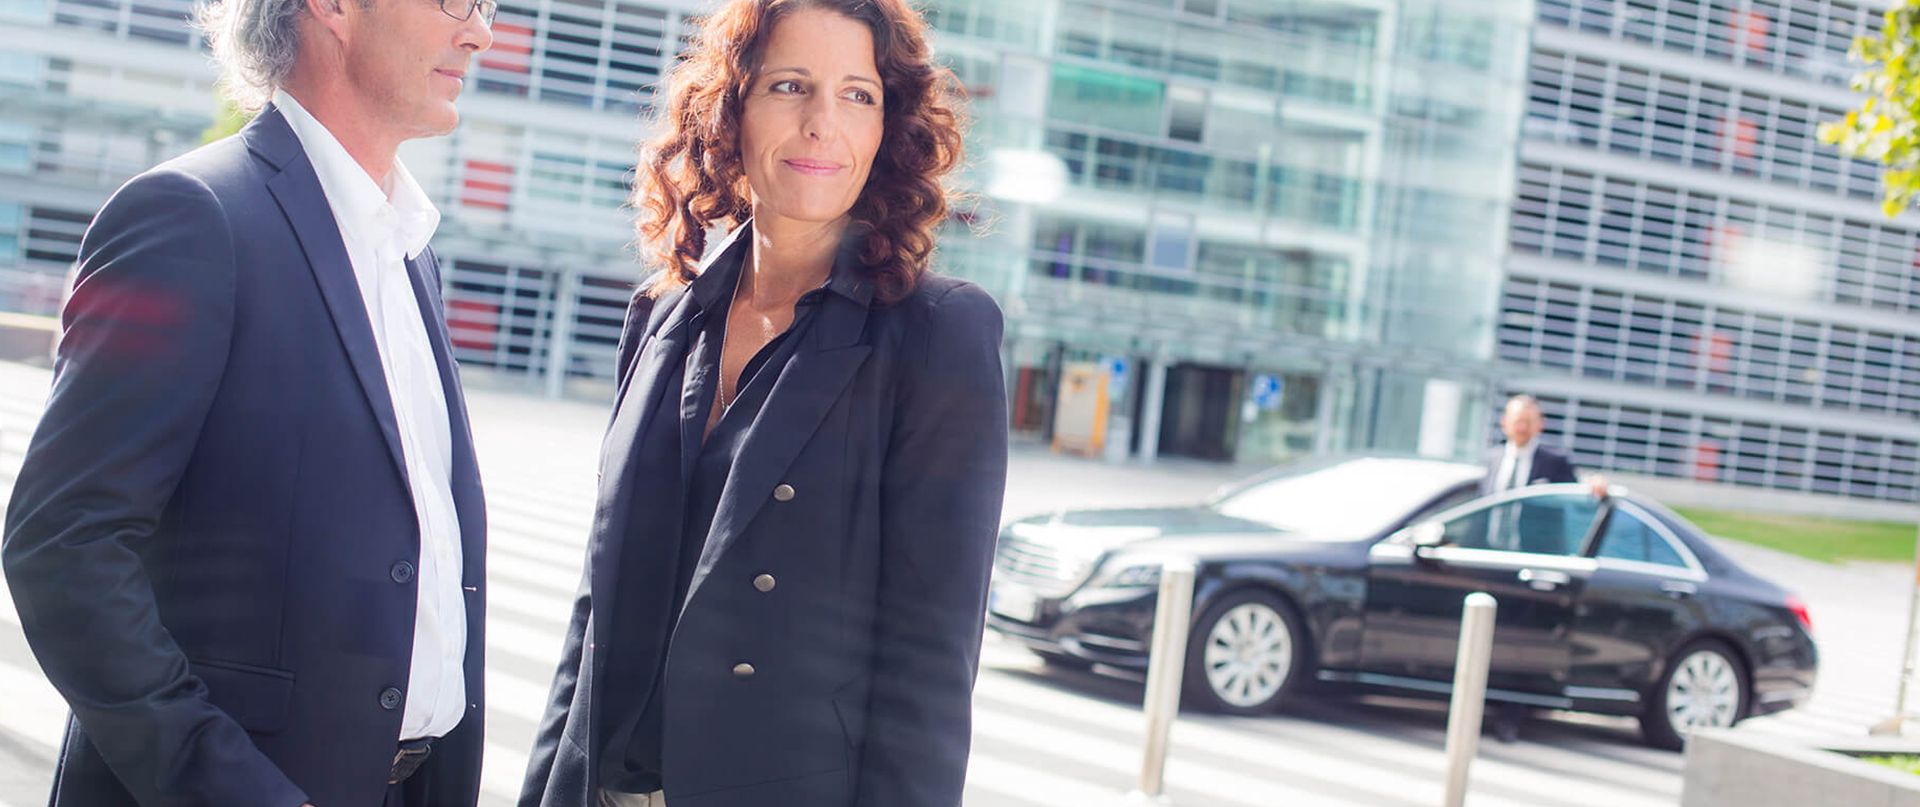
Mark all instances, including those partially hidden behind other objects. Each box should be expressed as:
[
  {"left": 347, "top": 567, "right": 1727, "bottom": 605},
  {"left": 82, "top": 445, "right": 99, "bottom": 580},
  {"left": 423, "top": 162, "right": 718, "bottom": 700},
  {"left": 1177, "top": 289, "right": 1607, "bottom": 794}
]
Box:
[
  {"left": 1, "top": 106, "right": 487, "bottom": 807},
  {"left": 520, "top": 224, "right": 1010, "bottom": 807},
  {"left": 1478, "top": 442, "right": 1579, "bottom": 496}
]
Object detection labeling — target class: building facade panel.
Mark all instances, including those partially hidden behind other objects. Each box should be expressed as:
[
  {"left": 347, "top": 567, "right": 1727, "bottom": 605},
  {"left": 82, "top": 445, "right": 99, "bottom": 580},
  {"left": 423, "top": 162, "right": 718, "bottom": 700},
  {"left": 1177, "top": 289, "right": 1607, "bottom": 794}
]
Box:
[{"left": 1502, "top": 0, "right": 1915, "bottom": 502}]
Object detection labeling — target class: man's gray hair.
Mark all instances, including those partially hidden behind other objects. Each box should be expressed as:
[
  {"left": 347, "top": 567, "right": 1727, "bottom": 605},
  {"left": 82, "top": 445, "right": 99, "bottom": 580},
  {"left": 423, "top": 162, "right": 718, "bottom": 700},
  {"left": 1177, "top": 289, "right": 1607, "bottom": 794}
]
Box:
[
  {"left": 1504, "top": 394, "right": 1543, "bottom": 416},
  {"left": 194, "top": 0, "right": 308, "bottom": 112}
]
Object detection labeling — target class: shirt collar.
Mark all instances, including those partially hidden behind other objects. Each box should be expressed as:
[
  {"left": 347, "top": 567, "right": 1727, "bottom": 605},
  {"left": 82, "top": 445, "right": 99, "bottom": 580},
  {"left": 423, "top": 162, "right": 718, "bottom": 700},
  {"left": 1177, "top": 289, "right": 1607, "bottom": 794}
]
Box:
[
  {"left": 273, "top": 90, "right": 441, "bottom": 261},
  {"left": 687, "top": 221, "right": 875, "bottom": 311}
]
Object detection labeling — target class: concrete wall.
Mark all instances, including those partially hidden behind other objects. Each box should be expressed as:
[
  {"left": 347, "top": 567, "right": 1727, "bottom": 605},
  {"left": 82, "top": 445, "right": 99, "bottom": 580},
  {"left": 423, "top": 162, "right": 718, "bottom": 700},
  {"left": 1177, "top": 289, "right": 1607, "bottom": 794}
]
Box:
[{"left": 1683, "top": 730, "right": 1920, "bottom": 807}]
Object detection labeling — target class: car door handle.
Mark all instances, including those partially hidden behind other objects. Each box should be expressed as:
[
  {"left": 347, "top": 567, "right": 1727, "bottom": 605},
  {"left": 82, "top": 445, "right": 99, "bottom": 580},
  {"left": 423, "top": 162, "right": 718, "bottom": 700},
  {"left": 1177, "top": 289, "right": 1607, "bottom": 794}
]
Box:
[
  {"left": 1660, "top": 580, "right": 1698, "bottom": 599},
  {"left": 1518, "top": 568, "right": 1571, "bottom": 590}
]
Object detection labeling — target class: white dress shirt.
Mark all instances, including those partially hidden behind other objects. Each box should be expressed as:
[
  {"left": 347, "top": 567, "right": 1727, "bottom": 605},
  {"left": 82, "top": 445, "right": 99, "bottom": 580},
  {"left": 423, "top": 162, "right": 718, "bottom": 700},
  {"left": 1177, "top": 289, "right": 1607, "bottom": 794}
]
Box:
[
  {"left": 1495, "top": 440, "right": 1538, "bottom": 493},
  {"left": 275, "top": 90, "right": 468, "bottom": 741}
]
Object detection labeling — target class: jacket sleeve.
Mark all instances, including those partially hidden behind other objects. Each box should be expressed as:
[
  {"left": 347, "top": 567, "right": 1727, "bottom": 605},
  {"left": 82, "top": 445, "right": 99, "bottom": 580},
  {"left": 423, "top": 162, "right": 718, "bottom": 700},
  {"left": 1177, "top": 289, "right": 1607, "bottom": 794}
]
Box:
[
  {"left": 855, "top": 282, "right": 1010, "bottom": 807},
  {"left": 518, "top": 564, "right": 593, "bottom": 806},
  {"left": 0, "top": 169, "right": 309, "bottom": 807},
  {"left": 520, "top": 281, "right": 657, "bottom": 804}
]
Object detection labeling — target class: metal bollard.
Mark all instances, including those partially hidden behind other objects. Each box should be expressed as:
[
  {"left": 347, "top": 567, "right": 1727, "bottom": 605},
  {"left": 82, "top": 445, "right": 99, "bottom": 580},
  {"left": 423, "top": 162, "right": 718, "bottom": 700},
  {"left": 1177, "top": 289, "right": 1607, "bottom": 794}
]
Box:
[
  {"left": 1442, "top": 592, "right": 1498, "bottom": 807},
  {"left": 543, "top": 269, "right": 582, "bottom": 399},
  {"left": 1127, "top": 557, "right": 1197, "bottom": 806}
]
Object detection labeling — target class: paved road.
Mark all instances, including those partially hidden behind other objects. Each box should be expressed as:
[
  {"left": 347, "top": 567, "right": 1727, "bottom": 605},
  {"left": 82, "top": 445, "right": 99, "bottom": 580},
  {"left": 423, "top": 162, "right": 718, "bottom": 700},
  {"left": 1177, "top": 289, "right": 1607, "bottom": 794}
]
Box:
[{"left": 0, "top": 360, "right": 1903, "bottom": 806}]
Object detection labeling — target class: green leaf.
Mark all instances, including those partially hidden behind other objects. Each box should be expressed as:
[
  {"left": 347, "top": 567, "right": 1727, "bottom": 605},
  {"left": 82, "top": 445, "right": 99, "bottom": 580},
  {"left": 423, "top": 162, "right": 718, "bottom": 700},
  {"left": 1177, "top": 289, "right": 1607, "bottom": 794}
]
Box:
[{"left": 1826, "top": 0, "right": 1920, "bottom": 217}]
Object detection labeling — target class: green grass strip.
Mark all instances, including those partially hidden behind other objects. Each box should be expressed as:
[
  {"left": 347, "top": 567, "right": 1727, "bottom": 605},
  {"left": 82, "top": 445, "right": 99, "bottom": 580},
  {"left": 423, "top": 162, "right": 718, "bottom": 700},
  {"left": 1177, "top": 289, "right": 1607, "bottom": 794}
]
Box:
[{"left": 1671, "top": 507, "right": 1916, "bottom": 565}]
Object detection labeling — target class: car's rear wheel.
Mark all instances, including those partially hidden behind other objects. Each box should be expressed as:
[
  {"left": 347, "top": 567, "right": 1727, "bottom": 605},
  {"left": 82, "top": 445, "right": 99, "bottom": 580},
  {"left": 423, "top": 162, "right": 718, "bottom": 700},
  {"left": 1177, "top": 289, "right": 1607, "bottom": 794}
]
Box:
[
  {"left": 1182, "top": 589, "right": 1304, "bottom": 715},
  {"left": 1641, "top": 640, "right": 1747, "bottom": 751}
]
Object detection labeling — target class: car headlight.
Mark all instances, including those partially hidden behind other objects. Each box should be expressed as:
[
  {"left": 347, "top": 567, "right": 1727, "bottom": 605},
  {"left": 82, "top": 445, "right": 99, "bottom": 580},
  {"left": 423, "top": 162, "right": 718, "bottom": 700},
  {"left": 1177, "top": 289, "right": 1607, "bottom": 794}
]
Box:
[{"left": 1091, "top": 560, "right": 1162, "bottom": 589}]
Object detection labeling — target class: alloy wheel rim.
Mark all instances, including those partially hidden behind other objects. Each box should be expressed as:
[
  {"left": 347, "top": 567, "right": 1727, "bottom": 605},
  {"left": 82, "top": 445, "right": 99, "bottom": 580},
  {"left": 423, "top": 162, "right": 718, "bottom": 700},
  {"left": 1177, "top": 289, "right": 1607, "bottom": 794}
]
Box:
[
  {"left": 1666, "top": 649, "right": 1740, "bottom": 737},
  {"left": 1203, "top": 602, "right": 1293, "bottom": 707}
]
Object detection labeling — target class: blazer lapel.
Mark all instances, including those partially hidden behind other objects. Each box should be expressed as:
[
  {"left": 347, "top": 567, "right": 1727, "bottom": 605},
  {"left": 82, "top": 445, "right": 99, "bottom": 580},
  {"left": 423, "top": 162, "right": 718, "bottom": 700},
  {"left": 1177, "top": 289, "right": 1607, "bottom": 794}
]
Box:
[
  {"left": 406, "top": 249, "right": 487, "bottom": 581},
  {"left": 252, "top": 107, "right": 411, "bottom": 493},
  {"left": 684, "top": 291, "right": 872, "bottom": 608}
]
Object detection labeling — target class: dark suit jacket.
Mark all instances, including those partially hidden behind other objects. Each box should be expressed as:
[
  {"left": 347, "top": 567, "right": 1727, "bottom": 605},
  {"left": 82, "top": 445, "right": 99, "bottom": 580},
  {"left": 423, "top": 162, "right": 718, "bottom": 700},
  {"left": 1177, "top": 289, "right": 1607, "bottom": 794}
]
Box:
[
  {"left": 519, "top": 225, "right": 1010, "bottom": 807},
  {"left": 1479, "top": 442, "right": 1579, "bottom": 495},
  {"left": 1, "top": 106, "right": 488, "bottom": 807}
]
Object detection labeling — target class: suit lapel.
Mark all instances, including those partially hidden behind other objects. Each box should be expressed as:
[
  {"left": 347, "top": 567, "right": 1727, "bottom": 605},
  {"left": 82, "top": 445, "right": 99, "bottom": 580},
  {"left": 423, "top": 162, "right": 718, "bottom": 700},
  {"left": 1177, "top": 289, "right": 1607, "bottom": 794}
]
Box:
[
  {"left": 254, "top": 108, "right": 411, "bottom": 493},
  {"left": 406, "top": 249, "right": 487, "bottom": 581},
  {"left": 683, "top": 292, "right": 872, "bottom": 608}
]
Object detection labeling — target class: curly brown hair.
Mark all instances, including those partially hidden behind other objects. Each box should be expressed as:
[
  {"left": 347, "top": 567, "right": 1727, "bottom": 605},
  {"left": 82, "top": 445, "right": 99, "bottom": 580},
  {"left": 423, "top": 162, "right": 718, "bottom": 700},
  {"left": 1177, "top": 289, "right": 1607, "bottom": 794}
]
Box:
[{"left": 633, "top": 0, "right": 966, "bottom": 304}]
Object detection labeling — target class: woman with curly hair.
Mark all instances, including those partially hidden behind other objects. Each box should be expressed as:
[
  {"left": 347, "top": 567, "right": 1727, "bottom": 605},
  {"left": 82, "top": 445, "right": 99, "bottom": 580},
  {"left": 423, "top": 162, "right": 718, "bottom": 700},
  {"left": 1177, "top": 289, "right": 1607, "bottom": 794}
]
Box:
[{"left": 518, "top": 0, "right": 1008, "bottom": 805}]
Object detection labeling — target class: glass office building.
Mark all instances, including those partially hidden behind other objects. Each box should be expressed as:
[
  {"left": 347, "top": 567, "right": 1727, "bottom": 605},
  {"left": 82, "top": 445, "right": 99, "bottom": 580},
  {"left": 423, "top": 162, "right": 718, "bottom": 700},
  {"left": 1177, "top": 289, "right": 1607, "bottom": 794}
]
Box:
[
  {"left": 0, "top": 0, "right": 1535, "bottom": 466},
  {"left": 1502, "top": 0, "right": 1918, "bottom": 502},
  {"left": 931, "top": 0, "right": 1535, "bottom": 464}
]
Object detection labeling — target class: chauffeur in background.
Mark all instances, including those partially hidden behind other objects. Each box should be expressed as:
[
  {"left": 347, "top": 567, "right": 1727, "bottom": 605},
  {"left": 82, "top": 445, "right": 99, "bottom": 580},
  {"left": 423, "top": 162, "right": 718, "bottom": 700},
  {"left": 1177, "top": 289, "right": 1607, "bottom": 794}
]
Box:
[
  {"left": 1481, "top": 393, "right": 1608, "bottom": 742},
  {"left": 1482, "top": 394, "right": 1606, "bottom": 497}
]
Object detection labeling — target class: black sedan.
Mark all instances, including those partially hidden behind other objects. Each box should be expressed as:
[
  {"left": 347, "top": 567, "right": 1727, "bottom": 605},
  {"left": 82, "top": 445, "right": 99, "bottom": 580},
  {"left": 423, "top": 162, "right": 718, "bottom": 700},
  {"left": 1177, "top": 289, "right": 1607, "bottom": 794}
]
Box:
[{"left": 986, "top": 455, "right": 1818, "bottom": 749}]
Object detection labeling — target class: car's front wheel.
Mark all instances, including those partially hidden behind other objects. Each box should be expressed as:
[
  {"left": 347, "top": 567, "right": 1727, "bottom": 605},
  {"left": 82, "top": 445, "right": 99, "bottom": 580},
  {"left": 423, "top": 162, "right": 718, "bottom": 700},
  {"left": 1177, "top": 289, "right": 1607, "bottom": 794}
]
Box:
[
  {"left": 1182, "top": 589, "right": 1304, "bottom": 715},
  {"left": 1641, "top": 640, "right": 1748, "bottom": 751}
]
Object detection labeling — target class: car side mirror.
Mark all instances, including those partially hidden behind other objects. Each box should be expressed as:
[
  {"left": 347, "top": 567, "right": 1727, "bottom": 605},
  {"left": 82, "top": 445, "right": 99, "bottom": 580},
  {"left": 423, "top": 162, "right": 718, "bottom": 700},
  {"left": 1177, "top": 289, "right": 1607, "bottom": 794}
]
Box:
[{"left": 1408, "top": 520, "right": 1447, "bottom": 561}]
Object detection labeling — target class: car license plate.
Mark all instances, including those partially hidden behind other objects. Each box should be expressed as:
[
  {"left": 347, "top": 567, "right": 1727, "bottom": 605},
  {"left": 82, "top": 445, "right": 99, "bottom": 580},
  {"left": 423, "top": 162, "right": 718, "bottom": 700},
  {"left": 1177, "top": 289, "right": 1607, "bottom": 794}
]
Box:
[{"left": 989, "top": 583, "right": 1039, "bottom": 622}]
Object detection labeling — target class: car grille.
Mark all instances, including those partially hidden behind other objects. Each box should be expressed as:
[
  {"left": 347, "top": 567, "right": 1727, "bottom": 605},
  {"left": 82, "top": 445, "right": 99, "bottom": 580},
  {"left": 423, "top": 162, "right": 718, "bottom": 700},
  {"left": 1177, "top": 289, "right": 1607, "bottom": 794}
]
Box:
[{"left": 994, "top": 529, "right": 1096, "bottom": 598}]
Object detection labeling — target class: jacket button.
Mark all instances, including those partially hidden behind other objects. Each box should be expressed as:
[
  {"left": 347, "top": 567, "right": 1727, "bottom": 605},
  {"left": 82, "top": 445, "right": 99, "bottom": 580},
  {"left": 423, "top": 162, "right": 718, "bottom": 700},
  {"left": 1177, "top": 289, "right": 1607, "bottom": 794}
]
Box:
[
  {"left": 753, "top": 574, "right": 776, "bottom": 593},
  {"left": 379, "top": 687, "right": 404, "bottom": 710},
  {"left": 773, "top": 483, "right": 795, "bottom": 502},
  {"left": 390, "top": 561, "right": 416, "bottom": 584},
  {"left": 732, "top": 663, "right": 756, "bottom": 679}
]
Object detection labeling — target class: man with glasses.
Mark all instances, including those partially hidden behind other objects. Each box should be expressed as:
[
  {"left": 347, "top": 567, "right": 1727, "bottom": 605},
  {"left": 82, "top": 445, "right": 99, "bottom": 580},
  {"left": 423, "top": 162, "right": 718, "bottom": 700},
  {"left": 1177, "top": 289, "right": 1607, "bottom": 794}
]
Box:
[{"left": 1, "top": 0, "right": 493, "bottom": 803}]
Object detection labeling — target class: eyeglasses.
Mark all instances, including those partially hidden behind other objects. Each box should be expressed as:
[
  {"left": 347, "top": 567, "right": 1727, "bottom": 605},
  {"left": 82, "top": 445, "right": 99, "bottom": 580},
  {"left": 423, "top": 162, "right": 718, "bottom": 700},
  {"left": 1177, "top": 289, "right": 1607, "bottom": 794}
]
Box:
[{"left": 437, "top": 0, "right": 497, "bottom": 26}]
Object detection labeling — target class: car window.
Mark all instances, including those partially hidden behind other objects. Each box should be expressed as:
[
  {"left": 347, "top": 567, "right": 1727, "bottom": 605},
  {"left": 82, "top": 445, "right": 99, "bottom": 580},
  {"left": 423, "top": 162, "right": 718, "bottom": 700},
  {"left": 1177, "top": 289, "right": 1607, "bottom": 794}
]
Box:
[
  {"left": 1403, "top": 484, "right": 1482, "bottom": 527},
  {"left": 1596, "top": 510, "right": 1687, "bottom": 568},
  {"left": 1440, "top": 494, "right": 1598, "bottom": 556}
]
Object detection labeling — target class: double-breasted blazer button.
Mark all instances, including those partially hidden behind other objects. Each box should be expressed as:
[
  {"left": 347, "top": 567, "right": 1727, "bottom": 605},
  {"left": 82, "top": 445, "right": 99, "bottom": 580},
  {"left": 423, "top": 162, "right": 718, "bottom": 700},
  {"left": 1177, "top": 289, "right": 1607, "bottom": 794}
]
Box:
[
  {"left": 773, "top": 483, "right": 796, "bottom": 502},
  {"left": 390, "top": 561, "right": 416, "bottom": 584},
  {"left": 379, "top": 687, "right": 404, "bottom": 710},
  {"left": 732, "top": 662, "right": 756, "bottom": 679},
  {"left": 753, "top": 574, "right": 776, "bottom": 593}
]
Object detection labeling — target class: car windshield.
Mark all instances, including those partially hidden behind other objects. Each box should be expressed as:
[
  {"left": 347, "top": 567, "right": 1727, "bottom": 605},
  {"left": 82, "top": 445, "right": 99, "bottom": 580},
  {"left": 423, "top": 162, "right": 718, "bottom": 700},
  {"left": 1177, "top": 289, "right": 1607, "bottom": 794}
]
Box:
[{"left": 1211, "top": 458, "right": 1476, "bottom": 539}]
